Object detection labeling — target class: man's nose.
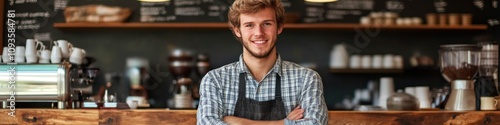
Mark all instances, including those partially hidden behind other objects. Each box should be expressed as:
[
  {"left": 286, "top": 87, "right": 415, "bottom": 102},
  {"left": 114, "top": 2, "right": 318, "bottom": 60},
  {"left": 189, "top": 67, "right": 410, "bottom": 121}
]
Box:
[{"left": 253, "top": 25, "right": 264, "bottom": 36}]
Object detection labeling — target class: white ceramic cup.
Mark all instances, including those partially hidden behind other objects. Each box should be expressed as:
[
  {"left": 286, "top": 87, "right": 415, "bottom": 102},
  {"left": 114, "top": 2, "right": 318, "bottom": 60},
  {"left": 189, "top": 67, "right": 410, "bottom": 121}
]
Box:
[
  {"left": 51, "top": 46, "right": 62, "bottom": 63},
  {"left": 25, "top": 55, "right": 38, "bottom": 64},
  {"left": 25, "top": 39, "right": 45, "bottom": 56},
  {"left": 15, "top": 46, "right": 26, "bottom": 63},
  {"left": 372, "top": 55, "right": 383, "bottom": 69},
  {"left": 415, "top": 86, "right": 430, "bottom": 108},
  {"left": 349, "top": 55, "right": 361, "bottom": 69},
  {"left": 361, "top": 55, "right": 371, "bottom": 69},
  {"left": 383, "top": 54, "right": 394, "bottom": 69},
  {"left": 54, "top": 40, "right": 73, "bottom": 58},
  {"left": 481, "top": 97, "right": 498, "bottom": 110},
  {"left": 2, "top": 47, "right": 12, "bottom": 63},
  {"left": 38, "top": 50, "right": 51, "bottom": 63},
  {"left": 69, "top": 47, "right": 86, "bottom": 65},
  {"left": 379, "top": 77, "right": 394, "bottom": 109}
]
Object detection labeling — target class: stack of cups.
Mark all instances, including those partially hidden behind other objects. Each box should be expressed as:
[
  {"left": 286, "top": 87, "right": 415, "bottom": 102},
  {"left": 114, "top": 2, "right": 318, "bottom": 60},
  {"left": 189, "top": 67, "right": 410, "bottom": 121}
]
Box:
[
  {"left": 15, "top": 46, "right": 25, "bottom": 63},
  {"left": 378, "top": 77, "right": 394, "bottom": 109},
  {"left": 25, "top": 39, "right": 45, "bottom": 64},
  {"left": 415, "top": 86, "right": 431, "bottom": 108},
  {"left": 2, "top": 47, "right": 11, "bottom": 63}
]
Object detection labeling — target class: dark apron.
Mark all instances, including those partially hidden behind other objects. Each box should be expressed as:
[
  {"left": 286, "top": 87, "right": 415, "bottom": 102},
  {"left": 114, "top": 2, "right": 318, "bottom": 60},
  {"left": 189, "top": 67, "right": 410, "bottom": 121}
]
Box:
[{"left": 233, "top": 73, "right": 287, "bottom": 120}]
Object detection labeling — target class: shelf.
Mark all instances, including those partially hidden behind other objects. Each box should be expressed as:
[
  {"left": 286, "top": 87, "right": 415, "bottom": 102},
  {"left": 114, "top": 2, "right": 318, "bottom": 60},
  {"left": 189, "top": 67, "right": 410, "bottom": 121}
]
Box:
[
  {"left": 330, "top": 68, "right": 404, "bottom": 73},
  {"left": 53, "top": 23, "right": 488, "bottom": 30}
]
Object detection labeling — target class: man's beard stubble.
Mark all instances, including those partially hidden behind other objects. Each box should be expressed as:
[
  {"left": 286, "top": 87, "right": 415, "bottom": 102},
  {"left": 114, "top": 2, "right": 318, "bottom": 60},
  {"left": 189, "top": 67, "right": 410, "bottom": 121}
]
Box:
[{"left": 237, "top": 35, "right": 276, "bottom": 59}]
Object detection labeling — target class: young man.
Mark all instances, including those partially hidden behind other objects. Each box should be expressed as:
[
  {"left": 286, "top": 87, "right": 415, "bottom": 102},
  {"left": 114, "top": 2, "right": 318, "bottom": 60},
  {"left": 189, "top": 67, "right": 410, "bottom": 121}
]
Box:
[{"left": 197, "top": 0, "right": 328, "bottom": 124}]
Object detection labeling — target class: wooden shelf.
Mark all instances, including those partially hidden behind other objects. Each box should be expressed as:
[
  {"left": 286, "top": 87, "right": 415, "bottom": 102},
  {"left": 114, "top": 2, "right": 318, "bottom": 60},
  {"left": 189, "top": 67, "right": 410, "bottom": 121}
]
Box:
[
  {"left": 53, "top": 22, "right": 488, "bottom": 30},
  {"left": 330, "top": 68, "right": 404, "bottom": 73}
]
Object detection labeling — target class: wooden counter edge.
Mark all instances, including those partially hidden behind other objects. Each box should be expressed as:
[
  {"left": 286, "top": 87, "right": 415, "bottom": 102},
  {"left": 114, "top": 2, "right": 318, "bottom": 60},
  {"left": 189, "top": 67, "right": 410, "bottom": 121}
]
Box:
[{"left": 2, "top": 109, "right": 500, "bottom": 125}]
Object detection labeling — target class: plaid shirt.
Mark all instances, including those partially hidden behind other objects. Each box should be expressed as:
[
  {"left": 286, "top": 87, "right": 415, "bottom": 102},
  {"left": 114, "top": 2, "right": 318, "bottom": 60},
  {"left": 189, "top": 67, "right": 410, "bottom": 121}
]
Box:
[{"left": 197, "top": 54, "right": 328, "bottom": 125}]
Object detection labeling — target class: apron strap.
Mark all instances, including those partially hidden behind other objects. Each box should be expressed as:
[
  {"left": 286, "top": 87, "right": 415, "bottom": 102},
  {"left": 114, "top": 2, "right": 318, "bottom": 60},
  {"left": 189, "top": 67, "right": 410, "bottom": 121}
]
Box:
[
  {"left": 275, "top": 74, "right": 281, "bottom": 98},
  {"left": 238, "top": 73, "right": 246, "bottom": 99}
]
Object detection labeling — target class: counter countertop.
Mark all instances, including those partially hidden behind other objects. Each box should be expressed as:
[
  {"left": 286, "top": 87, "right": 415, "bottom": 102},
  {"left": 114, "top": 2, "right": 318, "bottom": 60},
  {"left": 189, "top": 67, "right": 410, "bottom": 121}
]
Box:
[{"left": 1, "top": 109, "right": 499, "bottom": 124}]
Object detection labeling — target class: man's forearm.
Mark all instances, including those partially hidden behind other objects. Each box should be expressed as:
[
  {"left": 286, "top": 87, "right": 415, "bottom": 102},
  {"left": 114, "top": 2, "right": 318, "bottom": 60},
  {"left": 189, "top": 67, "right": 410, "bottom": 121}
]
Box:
[{"left": 223, "top": 116, "right": 285, "bottom": 125}]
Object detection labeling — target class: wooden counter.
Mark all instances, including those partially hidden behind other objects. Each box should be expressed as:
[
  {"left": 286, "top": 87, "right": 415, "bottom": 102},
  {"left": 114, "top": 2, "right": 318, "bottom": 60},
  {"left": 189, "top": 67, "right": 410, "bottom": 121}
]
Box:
[{"left": 1, "top": 109, "right": 500, "bottom": 124}]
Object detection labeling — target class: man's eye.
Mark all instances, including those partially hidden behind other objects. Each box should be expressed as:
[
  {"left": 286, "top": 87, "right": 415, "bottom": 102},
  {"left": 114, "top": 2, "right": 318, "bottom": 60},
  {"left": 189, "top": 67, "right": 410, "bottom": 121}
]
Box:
[
  {"left": 263, "top": 23, "right": 273, "bottom": 27},
  {"left": 244, "top": 24, "right": 253, "bottom": 27}
]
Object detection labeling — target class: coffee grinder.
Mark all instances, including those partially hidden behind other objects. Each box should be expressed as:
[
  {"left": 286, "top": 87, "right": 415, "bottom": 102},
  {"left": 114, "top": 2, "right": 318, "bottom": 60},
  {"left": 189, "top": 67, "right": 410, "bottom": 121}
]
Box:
[
  {"left": 475, "top": 42, "right": 498, "bottom": 110},
  {"left": 168, "top": 49, "right": 194, "bottom": 109},
  {"left": 439, "top": 44, "right": 481, "bottom": 111}
]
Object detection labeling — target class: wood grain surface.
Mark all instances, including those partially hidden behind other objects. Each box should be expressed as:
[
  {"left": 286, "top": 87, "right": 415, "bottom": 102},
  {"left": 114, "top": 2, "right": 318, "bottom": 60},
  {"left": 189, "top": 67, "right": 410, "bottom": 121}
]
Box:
[
  {"left": 2, "top": 109, "right": 500, "bottom": 125},
  {"left": 0, "top": 109, "right": 99, "bottom": 125}
]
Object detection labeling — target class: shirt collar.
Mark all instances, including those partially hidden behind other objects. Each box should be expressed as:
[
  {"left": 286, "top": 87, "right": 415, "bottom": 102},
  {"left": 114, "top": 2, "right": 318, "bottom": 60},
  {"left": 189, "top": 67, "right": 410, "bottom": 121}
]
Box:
[{"left": 237, "top": 53, "right": 283, "bottom": 76}]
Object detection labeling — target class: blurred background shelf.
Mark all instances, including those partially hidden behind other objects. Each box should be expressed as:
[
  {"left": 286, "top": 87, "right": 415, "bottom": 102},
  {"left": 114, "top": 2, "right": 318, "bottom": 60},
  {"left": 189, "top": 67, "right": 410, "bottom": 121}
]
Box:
[{"left": 53, "top": 23, "right": 487, "bottom": 30}]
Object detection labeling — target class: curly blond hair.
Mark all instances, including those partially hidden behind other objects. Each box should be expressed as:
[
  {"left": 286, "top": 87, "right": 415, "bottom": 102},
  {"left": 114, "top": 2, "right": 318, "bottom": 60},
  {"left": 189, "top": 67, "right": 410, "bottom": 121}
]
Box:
[{"left": 228, "top": 0, "right": 285, "bottom": 30}]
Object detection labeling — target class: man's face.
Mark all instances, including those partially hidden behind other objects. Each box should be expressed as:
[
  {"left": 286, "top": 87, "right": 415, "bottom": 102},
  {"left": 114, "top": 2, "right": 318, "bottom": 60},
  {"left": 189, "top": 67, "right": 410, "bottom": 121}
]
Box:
[{"left": 234, "top": 7, "right": 283, "bottom": 58}]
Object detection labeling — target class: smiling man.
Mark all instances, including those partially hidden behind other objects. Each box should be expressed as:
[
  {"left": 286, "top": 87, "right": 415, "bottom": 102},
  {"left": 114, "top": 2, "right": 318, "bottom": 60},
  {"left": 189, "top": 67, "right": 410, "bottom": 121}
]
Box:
[{"left": 196, "top": 0, "right": 328, "bottom": 125}]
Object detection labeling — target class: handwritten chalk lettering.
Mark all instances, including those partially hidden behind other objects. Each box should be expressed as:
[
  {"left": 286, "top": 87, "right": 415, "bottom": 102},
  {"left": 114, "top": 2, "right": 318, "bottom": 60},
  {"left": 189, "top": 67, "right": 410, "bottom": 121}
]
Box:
[
  {"left": 15, "top": 0, "right": 26, "bottom": 4},
  {"left": 202, "top": 0, "right": 214, "bottom": 3},
  {"left": 54, "top": 0, "right": 69, "bottom": 11},
  {"left": 208, "top": 11, "right": 220, "bottom": 17},
  {"left": 386, "top": 0, "right": 404, "bottom": 11},
  {"left": 20, "top": 19, "right": 36, "bottom": 25},
  {"left": 175, "top": 7, "right": 205, "bottom": 16},
  {"left": 327, "top": 0, "right": 374, "bottom": 10},
  {"left": 141, "top": 1, "right": 170, "bottom": 6},
  {"left": 306, "top": 7, "right": 324, "bottom": 17},
  {"left": 141, "top": 7, "right": 167, "bottom": 15},
  {"left": 141, "top": 16, "right": 176, "bottom": 22},
  {"left": 175, "top": 0, "right": 201, "bottom": 6},
  {"left": 434, "top": 0, "right": 447, "bottom": 12},
  {"left": 17, "top": 24, "right": 41, "bottom": 30}
]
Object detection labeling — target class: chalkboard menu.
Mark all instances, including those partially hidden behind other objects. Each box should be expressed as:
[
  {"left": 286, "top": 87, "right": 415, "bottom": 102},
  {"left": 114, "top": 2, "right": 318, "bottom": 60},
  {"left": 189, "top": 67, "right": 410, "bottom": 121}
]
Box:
[
  {"left": 3, "top": 0, "right": 500, "bottom": 43},
  {"left": 3, "top": 0, "right": 62, "bottom": 43}
]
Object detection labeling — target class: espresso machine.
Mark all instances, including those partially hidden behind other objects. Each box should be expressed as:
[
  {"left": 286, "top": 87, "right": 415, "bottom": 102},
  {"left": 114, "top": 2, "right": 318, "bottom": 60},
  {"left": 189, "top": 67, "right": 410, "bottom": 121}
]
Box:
[
  {"left": 0, "top": 63, "right": 70, "bottom": 109},
  {"left": 68, "top": 57, "right": 101, "bottom": 108},
  {"left": 439, "top": 44, "right": 481, "bottom": 111}
]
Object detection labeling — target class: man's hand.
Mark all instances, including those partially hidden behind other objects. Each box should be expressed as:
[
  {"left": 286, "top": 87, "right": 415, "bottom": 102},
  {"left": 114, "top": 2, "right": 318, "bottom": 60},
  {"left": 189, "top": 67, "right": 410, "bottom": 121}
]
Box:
[{"left": 287, "top": 106, "right": 304, "bottom": 120}]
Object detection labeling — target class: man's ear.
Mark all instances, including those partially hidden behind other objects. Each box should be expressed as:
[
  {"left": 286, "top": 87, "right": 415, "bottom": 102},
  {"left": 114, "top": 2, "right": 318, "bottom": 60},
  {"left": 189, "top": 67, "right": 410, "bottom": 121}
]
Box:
[
  {"left": 277, "top": 24, "right": 284, "bottom": 35},
  {"left": 233, "top": 27, "right": 242, "bottom": 37}
]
